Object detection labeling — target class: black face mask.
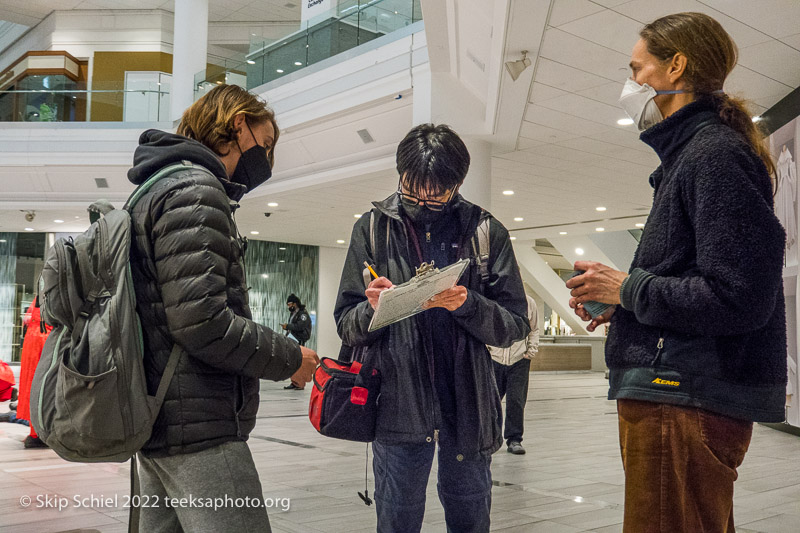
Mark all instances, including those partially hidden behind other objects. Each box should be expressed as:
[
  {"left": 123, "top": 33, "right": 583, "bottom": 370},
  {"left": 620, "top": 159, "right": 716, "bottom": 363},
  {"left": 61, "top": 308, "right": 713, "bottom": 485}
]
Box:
[
  {"left": 401, "top": 203, "right": 447, "bottom": 225},
  {"left": 231, "top": 124, "right": 272, "bottom": 192}
]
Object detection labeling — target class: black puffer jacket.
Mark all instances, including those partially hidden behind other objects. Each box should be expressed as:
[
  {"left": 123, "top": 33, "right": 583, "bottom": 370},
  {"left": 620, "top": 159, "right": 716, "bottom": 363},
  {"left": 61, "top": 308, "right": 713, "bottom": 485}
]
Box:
[
  {"left": 334, "top": 194, "right": 529, "bottom": 457},
  {"left": 128, "top": 129, "right": 302, "bottom": 457},
  {"left": 607, "top": 98, "right": 787, "bottom": 422}
]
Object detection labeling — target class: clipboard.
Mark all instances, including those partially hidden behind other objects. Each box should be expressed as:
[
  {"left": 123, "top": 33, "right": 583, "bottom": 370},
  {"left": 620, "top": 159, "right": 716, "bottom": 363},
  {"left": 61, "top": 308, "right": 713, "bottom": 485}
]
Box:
[{"left": 368, "top": 258, "right": 470, "bottom": 332}]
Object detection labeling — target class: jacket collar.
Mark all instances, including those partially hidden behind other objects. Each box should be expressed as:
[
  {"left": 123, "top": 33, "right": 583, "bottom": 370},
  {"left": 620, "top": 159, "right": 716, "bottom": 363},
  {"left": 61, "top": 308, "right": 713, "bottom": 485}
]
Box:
[{"left": 640, "top": 97, "right": 721, "bottom": 163}]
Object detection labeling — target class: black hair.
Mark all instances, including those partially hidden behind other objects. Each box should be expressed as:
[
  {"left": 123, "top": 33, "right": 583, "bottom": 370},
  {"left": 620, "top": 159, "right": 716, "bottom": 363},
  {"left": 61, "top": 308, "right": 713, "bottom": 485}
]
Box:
[
  {"left": 286, "top": 294, "right": 301, "bottom": 305},
  {"left": 395, "top": 124, "right": 470, "bottom": 197}
]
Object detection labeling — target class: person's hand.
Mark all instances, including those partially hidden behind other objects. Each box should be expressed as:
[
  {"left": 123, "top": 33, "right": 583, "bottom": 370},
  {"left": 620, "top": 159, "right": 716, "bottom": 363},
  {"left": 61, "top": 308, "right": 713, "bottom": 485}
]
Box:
[
  {"left": 423, "top": 285, "right": 468, "bottom": 311},
  {"left": 565, "top": 261, "right": 628, "bottom": 305},
  {"left": 523, "top": 351, "right": 537, "bottom": 360},
  {"left": 280, "top": 323, "right": 287, "bottom": 330},
  {"left": 290, "top": 346, "right": 320, "bottom": 387},
  {"left": 569, "top": 300, "right": 616, "bottom": 332},
  {"left": 366, "top": 277, "right": 393, "bottom": 310}
]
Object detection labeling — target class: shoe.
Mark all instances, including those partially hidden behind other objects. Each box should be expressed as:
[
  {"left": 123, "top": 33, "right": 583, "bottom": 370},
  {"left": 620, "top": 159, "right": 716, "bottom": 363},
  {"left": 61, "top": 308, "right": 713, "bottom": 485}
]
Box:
[
  {"left": 284, "top": 383, "right": 304, "bottom": 390},
  {"left": 507, "top": 442, "right": 526, "bottom": 455},
  {"left": 10, "top": 388, "right": 17, "bottom": 401},
  {"left": 23, "top": 436, "right": 48, "bottom": 449},
  {"left": 9, "top": 401, "right": 17, "bottom": 411},
  {"left": 0, "top": 412, "right": 11, "bottom": 423}
]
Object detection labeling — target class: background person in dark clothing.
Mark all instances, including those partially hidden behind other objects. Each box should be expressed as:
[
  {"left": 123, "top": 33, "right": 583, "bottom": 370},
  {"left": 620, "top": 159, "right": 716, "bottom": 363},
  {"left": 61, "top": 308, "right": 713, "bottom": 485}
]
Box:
[
  {"left": 283, "top": 294, "right": 312, "bottom": 389},
  {"left": 335, "top": 124, "right": 530, "bottom": 533},
  {"left": 565, "top": 13, "right": 786, "bottom": 533},
  {"left": 127, "top": 85, "right": 319, "bottom": 532}
]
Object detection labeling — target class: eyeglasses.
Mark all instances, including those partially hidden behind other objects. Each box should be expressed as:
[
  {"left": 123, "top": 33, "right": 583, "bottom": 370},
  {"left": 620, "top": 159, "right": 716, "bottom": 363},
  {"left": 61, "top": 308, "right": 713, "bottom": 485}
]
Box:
[{"left": 397, "top": 187, "right": 455, "bottom": 212}]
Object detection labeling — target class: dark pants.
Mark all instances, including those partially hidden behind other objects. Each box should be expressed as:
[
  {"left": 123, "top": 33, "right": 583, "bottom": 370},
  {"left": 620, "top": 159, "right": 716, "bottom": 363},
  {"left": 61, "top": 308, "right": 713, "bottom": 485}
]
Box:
[
  {"left": 372, "top": 428, "right": 492, "bottom": 533},
  {"left": 618, "top": 399, "right": 753, "bottom": 533},
  {"left": 492, "top": 358, "right": 530, "bottom": 445}
]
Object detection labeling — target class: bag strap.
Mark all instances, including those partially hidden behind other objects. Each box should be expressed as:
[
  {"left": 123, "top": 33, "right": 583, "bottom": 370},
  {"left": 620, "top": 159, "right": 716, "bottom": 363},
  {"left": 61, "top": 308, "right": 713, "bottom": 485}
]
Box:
[
  {"left": 125, "top": 161, "right": 210, "bottom": 211},
  {"left": 471, "top": 214, "right": 491, "bottom": 286}
]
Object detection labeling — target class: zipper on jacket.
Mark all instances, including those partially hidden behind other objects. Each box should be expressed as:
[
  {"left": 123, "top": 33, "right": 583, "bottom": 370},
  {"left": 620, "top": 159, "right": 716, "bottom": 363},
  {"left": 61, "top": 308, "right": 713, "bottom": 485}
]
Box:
[
  {"left": 652, "top": 331, "right": 665, "bottom": 365},
  {"left": 434, "top": 428, "right": 439, "bottom": 442}
]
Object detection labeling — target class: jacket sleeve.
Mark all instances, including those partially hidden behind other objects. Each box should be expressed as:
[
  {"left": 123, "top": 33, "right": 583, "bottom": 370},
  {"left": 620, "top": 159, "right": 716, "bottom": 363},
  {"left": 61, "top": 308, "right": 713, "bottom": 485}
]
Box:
[
  {"left": 525, "top": 297, "right": 540, "bottom": 355},
  {"left": 451, "top": 218, "right": 531, "bottom": 347},
  {"left": 621, "top": 145, "right": 785, "bottom": 336},
  {"left": 152, "top": 177, "right": 302, "bottom": 380},
  {"left": 334, "top": 215, "right": 387, "bottom": 347},
  {"left": 285, "top": 312, "right": 310, "bottom": 334}
]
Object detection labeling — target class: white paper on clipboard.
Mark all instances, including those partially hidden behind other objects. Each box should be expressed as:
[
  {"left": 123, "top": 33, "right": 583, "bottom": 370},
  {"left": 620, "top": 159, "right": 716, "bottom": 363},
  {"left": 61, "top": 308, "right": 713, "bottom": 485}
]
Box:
[{"left": 368, "top": 258, "right": 470, "bottom": 332}]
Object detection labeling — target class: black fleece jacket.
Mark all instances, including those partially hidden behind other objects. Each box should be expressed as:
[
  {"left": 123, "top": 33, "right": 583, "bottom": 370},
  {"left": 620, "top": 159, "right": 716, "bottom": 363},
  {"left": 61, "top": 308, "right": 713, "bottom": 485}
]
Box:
[
  {"left": 606, "top": 98, "right": 787, "bottom": 422},
  {"left": 128, "top": 129, "right": 302, "bottom": 457}
]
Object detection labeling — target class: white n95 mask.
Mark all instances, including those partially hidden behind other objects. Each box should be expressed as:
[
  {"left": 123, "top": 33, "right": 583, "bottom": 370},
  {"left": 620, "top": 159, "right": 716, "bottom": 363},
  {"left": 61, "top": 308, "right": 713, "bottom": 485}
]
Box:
[{"left": 618, "top": 78, "right": 685, "bottom": 131}]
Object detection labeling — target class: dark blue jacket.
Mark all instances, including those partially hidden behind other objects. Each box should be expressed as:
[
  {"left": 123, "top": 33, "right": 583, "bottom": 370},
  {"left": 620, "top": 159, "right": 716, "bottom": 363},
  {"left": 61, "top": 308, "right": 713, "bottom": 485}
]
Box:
[
  {"left": 607, "top": 98, "right": 787, "bottom": 422},
  {"left": 334, "top": 193, "right": 530, "bottom": 457}
]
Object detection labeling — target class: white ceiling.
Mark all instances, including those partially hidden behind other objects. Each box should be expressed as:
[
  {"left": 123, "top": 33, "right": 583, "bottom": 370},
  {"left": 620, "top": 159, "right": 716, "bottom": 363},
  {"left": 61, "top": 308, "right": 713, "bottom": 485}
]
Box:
[
  {"left": 0, "top": 0, "right": 799, "bottom": 249},
  {"left": 0, "top": 0, "right": 301, "bottom": 26}
]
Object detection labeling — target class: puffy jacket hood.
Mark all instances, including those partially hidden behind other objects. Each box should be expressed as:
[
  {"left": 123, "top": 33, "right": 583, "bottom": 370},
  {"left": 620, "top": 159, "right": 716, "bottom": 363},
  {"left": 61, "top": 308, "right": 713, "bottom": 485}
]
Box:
[{"left": 128, "top": 129, "right": 247, "bottom": 201}]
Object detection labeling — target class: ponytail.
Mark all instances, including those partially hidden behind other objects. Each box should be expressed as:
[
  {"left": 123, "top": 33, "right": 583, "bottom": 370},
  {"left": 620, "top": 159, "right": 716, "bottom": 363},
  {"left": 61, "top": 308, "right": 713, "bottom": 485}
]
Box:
[{"left": 712, "top": 93, "right": 776, "bottom": 179}]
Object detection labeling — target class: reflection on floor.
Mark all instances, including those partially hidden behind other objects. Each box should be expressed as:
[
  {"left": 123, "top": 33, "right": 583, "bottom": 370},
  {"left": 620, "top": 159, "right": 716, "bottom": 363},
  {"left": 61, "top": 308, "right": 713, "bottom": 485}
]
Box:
[{"left": 1, "top": 372, "right": 799, "bottom": 532}]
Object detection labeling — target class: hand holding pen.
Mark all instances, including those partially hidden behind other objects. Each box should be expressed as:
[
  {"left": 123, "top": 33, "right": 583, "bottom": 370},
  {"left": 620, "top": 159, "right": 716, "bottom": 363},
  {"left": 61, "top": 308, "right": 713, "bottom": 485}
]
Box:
[{"left": 364, "top": 261, "right": 393, "bottom": 310}]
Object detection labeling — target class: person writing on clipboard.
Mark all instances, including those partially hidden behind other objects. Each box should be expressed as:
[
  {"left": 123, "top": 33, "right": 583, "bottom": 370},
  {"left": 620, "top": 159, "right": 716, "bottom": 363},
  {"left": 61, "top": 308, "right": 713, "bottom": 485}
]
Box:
[{"left": 334, "top": 124, "right": 530, "bottom": 533}]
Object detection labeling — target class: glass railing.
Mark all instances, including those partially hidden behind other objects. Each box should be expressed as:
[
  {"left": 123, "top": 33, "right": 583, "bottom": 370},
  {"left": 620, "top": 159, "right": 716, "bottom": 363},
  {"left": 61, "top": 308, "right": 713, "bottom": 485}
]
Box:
[
  {"left": 0, "top": 87, "right": 171, "bottom": 122},
  {"left": 245, "top": 0, "right": 422, "bottom": 89}
]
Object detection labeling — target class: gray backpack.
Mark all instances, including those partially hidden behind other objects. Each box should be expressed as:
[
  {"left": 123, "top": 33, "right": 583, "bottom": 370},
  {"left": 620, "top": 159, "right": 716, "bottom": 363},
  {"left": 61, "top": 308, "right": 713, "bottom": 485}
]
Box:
[{"left": 29, "top": 162, "right": 193, "bottom": 463}]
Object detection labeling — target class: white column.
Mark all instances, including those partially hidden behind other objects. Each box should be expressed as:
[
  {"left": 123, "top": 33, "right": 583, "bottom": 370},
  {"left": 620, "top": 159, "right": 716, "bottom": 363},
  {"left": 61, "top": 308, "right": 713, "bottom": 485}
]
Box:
[
  {"left": 316, "top": 246, "right": 348, "bottom": 356},
  {"left": 171, "top": 0, "right": 209, "bottom": 122},
  {"left": 460, "top": 138, "right": 491, "bottom": 211}
]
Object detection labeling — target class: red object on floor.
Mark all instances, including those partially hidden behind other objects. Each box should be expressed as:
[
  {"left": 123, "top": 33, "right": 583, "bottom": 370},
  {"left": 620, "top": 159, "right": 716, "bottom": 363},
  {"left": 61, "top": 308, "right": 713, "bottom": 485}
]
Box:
[
  {"left": 0, "top": 360, "right": 14, "bottom": 401},
  {"left": 17, "top": 299, "right": 51, "bottom": 429}
]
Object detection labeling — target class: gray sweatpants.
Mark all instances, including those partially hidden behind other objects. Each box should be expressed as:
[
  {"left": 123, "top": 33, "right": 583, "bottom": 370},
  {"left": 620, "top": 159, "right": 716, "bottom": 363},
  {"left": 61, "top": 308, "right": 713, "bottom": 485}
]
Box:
[{"left": 136, "top": 441, "right": 271, "bottom": 533}]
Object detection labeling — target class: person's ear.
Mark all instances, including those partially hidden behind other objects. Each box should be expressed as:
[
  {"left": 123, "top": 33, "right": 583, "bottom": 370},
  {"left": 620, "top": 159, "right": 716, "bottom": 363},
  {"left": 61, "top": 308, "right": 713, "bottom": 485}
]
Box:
[{"left": 667, "top": 53, "right": 688, "bottom": 85}]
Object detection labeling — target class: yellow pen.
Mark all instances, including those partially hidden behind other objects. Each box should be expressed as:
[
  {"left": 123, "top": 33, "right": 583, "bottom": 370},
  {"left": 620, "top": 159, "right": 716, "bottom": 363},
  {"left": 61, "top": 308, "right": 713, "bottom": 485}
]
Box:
[{"left": 364, "top": 261, "right": 379, "bottom": 279}]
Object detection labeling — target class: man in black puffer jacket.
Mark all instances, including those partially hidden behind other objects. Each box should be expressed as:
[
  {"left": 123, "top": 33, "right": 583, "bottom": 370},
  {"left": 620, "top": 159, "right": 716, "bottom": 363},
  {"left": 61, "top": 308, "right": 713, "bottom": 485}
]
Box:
[
  {"left": 127, "top": 85, "right": 318, "bottom": 532},
  {"left": 566, "top": 13, "right": 787, "bottom": 533}
]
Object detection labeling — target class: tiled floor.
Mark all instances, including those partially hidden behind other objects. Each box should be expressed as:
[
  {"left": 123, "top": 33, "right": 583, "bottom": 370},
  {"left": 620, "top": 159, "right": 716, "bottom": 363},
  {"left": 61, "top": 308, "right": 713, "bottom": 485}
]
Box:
[{"left": 2, "top": 372, "right": 799, "bottom": 532}]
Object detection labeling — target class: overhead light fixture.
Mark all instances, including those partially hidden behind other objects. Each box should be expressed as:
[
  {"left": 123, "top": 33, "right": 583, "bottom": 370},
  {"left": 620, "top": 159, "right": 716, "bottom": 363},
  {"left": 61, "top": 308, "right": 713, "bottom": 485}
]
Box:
[
  {"left": 752, "top": 116, "right": 762, "bottom": 123},
  {"left": 617, "top": 118, "right": 634, "bottom": 126},
  {"left": 635, "top": 223, "right": 645, "bottom": 228},
  {"left": 336, "top": 239, "right": 345, "bottom": 244},
  {"left": 505, "top": 50, "right": 531, "bottom": 82},
  {"left": 279, "top": 247, "right": 286, "bottom": 250},
  {"left": 596, "top": 227, "right": 605, "bottom": 232},
  {"left": 503, "top": 190, "right": 514, "bottom": 196},
  {"left": 267, "top": 202, "right": 278, "bottom": 207},
  {"left": 510, "top": 236, "right": 517, "bottom": 241},
  {"left": 559, "top": 231, "right": 568, "bottom": 235},
  {"left": 514, "top": 217, "right": 523, "bottom": 222},
  {"left": 596, "top": 206, "right": 606, "bottom": 212},
  {"left": 575, "top": 248, "right": 585, "bottom": 255},
  {"left": 54, "top": 219, "right": 64, "bottom": 223},
  {"left": 354, "top": 214, "right": 362, "bottom": 218},
  {"left": 25, "top": 227, "right": 35, "bottom": 232},
  {"left": 250, "top": 231, "right": 260, "bottom": 235},
  {"left": 247, "top": 60, "right": 256, "bottom": 65}
]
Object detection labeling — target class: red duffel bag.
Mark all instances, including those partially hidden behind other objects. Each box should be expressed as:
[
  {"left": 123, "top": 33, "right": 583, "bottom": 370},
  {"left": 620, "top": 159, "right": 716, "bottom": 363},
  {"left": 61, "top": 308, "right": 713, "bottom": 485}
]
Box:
[{"left": 309, "top": 357, "right": 380, "bottom": 442}]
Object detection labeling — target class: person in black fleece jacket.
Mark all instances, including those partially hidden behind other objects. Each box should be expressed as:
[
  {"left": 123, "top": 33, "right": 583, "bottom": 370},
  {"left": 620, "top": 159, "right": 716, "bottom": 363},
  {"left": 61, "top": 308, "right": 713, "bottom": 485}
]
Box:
[{"left": 565, "top": 13, "right": 786, "bottom": 533}]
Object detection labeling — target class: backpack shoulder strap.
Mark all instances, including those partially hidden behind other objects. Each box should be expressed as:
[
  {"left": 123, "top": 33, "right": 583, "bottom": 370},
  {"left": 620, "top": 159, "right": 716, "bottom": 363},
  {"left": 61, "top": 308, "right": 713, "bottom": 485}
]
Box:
[
  {"left": 364, "top": 209, "right": 390, "bottom": 287},
  {"left": 471, "top": 213, "right": 491, "bottom": 285},
  {"left": 125, "top": 161, "right": 211, "bottom": 211}
]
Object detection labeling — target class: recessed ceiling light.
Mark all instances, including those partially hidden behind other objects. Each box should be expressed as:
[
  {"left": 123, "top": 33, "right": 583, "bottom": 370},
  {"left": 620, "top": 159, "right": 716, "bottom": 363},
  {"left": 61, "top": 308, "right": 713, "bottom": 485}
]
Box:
[
  {"left": 336, "top": 239, "right": 345, "bottom": 244},
  {"left": 514, "top": 217, "right": 523, "bottom": 222},
  {"left": 596, "top": 206, "right": 606, "bottom": 212},
  {"left": 53, "top": 219, "right": 64, "bottom": 223},
  {"left": 267, "top": 202, "right": 278, "bottom": 207},
  {"left": 617, "top": 118, "right": 634, "bottom": 126},
  {"left": 24, "top": 227, "right": 34, "bottom": 232},
  {"left": 503, "top": 190, "right": 514, "bottom": 196},
  {"left": 635, "top": 223, "right": 645, "bottom": 228},
  {"left": 559, "top": 231, "right": 568, "bottom": 235},
  {"left": 279, "top": 247, "right": 286, "bottom": 250},
  {"left": 510, "top": 236, "right": 517, "bottom": 241},
  {"left": 250, "top": 231, "right": 260, "bottom": 235},
  {"left": 354, "top": 214, "right": 362, "bottom": 218},
  {"left": 246, "top": 60, "right": 256, "bottom": 65},
  {"left": 294, "top": 61, "right": 302, "bottom": 66},
  {"left": 575, "top": 248, "right": 585, "bottom": 255},
  {"left": 261, "top": 273, "right": 269, "bottom": 279},
  {"left": 276, "top": 69, "right": 284, "bottom": 73},
  {"left": 595, "top": 227, "right": 605, "bottom": 232},
  {"left": 752, "top": 116, "right": 762, "bottom": 123}
]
